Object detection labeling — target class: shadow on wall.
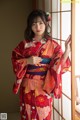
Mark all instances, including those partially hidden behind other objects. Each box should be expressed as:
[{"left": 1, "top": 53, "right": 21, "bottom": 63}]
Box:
[{"left": 0, "top": 0, "right": 32, "bottom": 113}]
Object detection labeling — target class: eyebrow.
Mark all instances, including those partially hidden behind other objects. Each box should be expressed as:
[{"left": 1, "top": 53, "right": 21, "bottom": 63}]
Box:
[{"left": 33, "top": 20, "right": 43, "bottom": 23}]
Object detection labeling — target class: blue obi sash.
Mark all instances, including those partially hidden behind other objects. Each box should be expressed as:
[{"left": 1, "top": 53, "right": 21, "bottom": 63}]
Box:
[
  {"left": 40, "top": 58, "right": 51, "bottom": 64},
  {"left": 27, "top": 58, "right": 51, "bottom": 76}
]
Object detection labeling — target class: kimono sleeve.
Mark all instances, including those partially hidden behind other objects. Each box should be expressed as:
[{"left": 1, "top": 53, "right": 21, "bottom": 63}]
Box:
[
  {"left": 43, "top": 43, "right": 71, "bottom": 98},
  {"left": 11, "top": 41, "right": 27, "bottom": 94}
]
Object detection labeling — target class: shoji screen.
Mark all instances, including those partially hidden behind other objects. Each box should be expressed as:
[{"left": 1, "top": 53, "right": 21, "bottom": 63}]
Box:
[{"left": 52, "top": 1, "right": 71, "bottom": 120}]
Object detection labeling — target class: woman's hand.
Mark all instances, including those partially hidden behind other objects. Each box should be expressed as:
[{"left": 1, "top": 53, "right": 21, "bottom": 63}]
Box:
[
  {"left": 27, "top": 56, "right": 42, "bottom": 65},
  {"left": 17, "top": 56, "right": 42, "bottom": 66},
  {"left": 65, "top": 34, "right": 71, "bottom": 53},
  {"left": 61, "top": 35, "right": 71, "bottom": 66}
]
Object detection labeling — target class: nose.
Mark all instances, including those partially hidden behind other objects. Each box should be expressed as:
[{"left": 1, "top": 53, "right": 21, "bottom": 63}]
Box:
[{"left": 36, "top": 23, "right": 40, "bottom": 30}]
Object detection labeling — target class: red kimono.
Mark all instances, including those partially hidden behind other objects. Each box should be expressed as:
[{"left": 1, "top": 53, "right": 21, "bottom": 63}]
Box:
[{"left": 11, "top": 37, "right": 70, "bottom": 120}]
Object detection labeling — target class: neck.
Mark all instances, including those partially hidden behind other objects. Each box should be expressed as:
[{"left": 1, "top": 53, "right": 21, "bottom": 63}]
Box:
[{"left": 34, "top": 35, "right": 44, "bottom": 41}]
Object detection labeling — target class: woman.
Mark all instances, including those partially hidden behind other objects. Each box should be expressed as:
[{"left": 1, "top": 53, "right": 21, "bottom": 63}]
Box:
[{"left": 11, "top": 9, "right": 71, "bottom": 120}]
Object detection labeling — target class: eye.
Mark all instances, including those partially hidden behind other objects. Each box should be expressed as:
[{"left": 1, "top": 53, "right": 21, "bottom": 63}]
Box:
[
  {"left": 32, "top": 23, "right": 36, "bottom": 26},
  {"left": 39, "top": 22, "right": 44, "bottom": 24}
]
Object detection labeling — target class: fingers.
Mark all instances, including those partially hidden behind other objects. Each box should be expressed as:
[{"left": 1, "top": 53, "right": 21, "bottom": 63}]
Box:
[
  {"left": 65, "top": 35, "right": 71, "bottom": 49},
  {"left": 65, "top": 35, "right": 72, "bottom": 53},
  {"left": 33, "top": 56, "right": 42, "bottom": 65},
  {"left": 66, "top": 34, "right": 71, "bottom": 44}
]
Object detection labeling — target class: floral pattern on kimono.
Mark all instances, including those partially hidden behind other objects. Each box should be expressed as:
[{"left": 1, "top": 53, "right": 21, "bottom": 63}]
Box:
[{"left": 11, "top": 37, "right": 70, "bottom": 120}]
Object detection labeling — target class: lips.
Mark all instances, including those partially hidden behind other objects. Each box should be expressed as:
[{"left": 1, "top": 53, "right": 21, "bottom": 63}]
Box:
[{"left": 37, "top": 30, "right": 41, "bottom": 32}]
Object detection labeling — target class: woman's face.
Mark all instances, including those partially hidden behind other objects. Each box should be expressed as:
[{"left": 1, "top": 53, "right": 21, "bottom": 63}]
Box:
[{"left": 31, "top": 17, "right": 46, "bottom": 37}]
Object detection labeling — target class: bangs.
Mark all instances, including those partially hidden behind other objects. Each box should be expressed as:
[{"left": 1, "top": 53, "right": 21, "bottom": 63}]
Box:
[
  {"left": 32, "top": 16, "right": 40, "bottom": 23},
  {"left": 30, "top": 15, "right": 47, "bottom": 25}
]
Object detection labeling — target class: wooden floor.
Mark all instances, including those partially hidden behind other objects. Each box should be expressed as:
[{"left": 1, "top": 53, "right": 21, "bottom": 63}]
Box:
[{"left": 8, "top": 112, "right": 20, "bottom": 120}]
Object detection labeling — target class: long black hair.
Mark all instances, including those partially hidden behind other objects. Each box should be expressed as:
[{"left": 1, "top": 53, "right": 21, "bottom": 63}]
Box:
[{"left": 24, "top": 9, "right": 51, "bottom": 41}]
